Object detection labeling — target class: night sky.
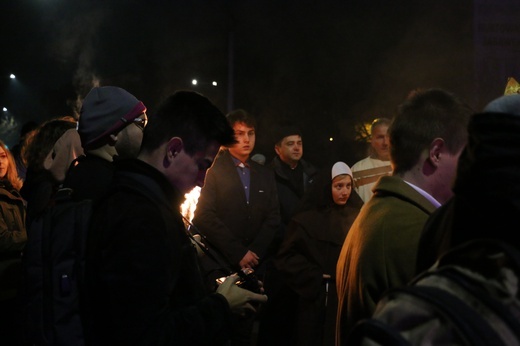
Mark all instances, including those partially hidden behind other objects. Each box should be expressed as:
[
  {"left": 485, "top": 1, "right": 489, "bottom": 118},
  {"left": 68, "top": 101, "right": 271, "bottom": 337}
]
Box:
[{"left": 0, "top": 0, "right": 515, "bottom": 167}]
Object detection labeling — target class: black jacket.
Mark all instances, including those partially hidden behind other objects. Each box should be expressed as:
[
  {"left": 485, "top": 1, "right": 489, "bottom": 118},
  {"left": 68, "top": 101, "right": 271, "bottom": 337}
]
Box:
[
  {"left": 62, "top": 154, "right": 115, "bottom": 202},
  {"left": 193, "top": 149, "right": 280, "bottom": 277},
  {"left": 270, "top": 156, "right": 318, "bottom": 226},
  {"left": 84, "top": 159, "right": 232, "bottom": 345}
]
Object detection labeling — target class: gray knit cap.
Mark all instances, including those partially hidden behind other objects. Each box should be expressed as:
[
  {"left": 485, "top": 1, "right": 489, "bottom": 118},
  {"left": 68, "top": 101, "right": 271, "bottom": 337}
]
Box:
[
  {"left": 483, "top": 93, "right": 520, "bottom": 115},
  {"left": 78, "top": 86, "right": 147, "bottom": 149}
]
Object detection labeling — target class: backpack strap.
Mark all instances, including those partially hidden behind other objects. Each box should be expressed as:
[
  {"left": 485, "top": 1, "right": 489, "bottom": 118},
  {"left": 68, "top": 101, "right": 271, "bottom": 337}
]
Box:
[
  {"left": 437, "top": 267, "right": 520, "bottom": 340},
  {"left": 349, "top": 285, "right": 505, "bottom": 346},
  {"left": 395, "top": 285, "right": 505, "bottom": 346}
]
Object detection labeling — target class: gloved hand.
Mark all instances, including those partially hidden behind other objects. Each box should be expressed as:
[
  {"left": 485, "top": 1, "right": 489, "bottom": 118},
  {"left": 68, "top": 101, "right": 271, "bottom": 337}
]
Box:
[{"left": 216, "top": 273, "right": 268, "bottom": 315}]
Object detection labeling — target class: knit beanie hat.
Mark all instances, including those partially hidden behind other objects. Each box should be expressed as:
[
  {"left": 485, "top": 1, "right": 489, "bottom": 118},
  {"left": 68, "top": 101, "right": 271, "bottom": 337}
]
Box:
[{"left": 78, "top": 86, "right": 147, "bottom": 150}]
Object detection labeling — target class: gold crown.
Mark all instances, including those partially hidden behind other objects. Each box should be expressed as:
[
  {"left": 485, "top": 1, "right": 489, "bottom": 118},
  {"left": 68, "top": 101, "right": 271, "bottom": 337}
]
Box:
[{"left": 504, "top": 77, "right": 520, "bottom": 95}]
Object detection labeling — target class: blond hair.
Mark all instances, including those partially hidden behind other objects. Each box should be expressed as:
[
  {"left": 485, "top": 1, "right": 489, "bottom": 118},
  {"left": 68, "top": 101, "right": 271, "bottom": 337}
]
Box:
[{"left": 0, "top": 140, "right": 23, "bottom": 191}]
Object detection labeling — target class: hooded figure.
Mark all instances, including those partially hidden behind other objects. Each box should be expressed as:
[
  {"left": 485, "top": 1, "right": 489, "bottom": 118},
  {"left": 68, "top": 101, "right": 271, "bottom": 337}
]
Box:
[{"left": 275, "top": 162, "right": 363, "bottom": 346}]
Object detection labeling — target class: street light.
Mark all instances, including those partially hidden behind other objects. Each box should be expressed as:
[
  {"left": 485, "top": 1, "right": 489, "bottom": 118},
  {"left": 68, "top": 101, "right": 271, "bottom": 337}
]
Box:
[
  {"left": 9, "top": 74, "right": 15, "bottom": 79},
  {"left": 191, "top": 79, "right": 218, "bottom": 87}
]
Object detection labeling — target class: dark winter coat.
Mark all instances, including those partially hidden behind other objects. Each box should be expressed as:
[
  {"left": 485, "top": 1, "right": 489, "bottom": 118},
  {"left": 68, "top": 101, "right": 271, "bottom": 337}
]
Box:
[
  {"left": 20, "top": 168, "right": 59, "bottom": 225},
  {"left": 84, "top": 159, "right": 233, "bottom": 345},
  {"left": 62, "top": 154, "right": 115, "bottom": 202},
  {"left": 270, "top": 156, "right": 318, "bottom": 226},
  {"left": 277, "top": 203, "right": 361, "bottom": 346},
  {"left": 0, "top": 180, "right": 26, "bottom": 300},
  {"left": 193, "top": 149, "right": 280, "bottom": 279}
]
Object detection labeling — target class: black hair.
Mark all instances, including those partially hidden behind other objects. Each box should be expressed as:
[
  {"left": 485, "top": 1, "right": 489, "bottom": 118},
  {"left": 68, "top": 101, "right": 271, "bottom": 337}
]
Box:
[
  {"left": 226, "top": 109, "right": 257, "bottom": 129},
  {"left": 141, "top": 91, "right": 236, "bottom": 155}
]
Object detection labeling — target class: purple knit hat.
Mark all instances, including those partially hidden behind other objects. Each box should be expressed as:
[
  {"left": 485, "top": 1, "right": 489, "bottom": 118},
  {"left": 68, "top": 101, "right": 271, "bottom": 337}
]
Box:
[{"left": 78, "top": 86, "right": 147, "bottom": 149}]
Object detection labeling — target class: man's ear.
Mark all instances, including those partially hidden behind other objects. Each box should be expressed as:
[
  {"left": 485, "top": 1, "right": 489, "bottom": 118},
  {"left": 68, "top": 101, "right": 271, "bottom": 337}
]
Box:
[
  {"left": 167, "top": 137, "right": 184, "bottom": 160},
  {"left": 429, "top": 138, "right": 445, "bottom": 166},
  {"left": 274, "top": 145, "right": 281, "bottom": 157}
]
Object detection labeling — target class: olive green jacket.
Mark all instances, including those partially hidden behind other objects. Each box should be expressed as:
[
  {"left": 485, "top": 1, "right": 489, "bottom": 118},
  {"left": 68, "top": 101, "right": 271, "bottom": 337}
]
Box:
[{"left": 335, "top": 175, "right": 437, "bottom": 346}]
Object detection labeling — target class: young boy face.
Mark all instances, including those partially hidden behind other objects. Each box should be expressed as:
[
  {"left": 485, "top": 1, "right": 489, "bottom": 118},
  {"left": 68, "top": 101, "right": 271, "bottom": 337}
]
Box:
[{"left": 228, "top": 121, "right": 255, "bottom": 161}]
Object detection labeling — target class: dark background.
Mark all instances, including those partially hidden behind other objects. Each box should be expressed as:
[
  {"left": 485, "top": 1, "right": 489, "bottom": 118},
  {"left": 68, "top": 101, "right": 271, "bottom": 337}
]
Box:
[{"left": 0, "top": 0, "right": 515, "bottom": 168}]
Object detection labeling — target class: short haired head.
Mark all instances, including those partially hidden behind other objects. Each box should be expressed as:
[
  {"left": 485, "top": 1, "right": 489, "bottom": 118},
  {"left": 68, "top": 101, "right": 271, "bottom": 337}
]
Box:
[
  {"left": 226, "top": 109, "right": 257, "bottom": 129},
  {"left": 78, "top": 86, "right": 147, "bottom": 150},
  {"left": 390, "top": 88, "right": 473, "bottom": 175},
  {"left": 140, "top": 90, "right": 236, "bottom": 156},
  {"left": 370, "top": 117, "right": 391, "bottom": 136}
]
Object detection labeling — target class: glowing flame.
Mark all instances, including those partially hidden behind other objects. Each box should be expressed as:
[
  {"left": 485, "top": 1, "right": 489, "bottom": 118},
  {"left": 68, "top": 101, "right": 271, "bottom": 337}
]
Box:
[{"left": 181, "top": 186, "right": 201, "bottom": 223}]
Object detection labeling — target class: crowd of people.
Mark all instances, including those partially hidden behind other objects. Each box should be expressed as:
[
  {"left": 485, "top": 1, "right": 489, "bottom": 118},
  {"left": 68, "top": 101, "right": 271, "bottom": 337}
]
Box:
[{"left": 0, "top": 84, "right": 518, "bottom": 346}]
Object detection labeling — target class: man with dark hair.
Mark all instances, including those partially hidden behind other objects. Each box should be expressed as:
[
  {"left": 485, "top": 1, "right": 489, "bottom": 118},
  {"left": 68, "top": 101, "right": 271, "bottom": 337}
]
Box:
[
  {"left": 257, "top": 123, "right": 318, "bottom": 345},
  {"left": 193, "top": 108, "right": 280, "bottom": 346},
  {"left": 83, "top": 92, "right": 267, "bottom": 345},
  {"left": 335, "top": 88, "right": 473, "bottom": 345},
  {"left": 270, "top": 124, "right": 318, "bottom": 236}
]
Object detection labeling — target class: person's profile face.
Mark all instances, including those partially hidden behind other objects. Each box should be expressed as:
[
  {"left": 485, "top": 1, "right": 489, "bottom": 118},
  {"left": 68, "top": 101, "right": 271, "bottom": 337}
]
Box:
[{"left": 170, "top": 141, "right": 220, "bottom": 195}]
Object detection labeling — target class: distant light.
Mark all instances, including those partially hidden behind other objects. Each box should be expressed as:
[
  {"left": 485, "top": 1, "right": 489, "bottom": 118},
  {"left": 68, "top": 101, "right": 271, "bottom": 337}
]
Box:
[
  {"left": 212, "top": 81, "right": 218, "bottom": 86},
  {"left": 3, "top": 107, "right": 7, "bottom": 112},
  {"left": 329, "top": 137, "right": 334, "bottom": 142},
  {"left": 9, "top": 74, "right": 15, "bottom": 79},
  {"left": 192, "top": 79, "right": 198, "bottom": 85}
]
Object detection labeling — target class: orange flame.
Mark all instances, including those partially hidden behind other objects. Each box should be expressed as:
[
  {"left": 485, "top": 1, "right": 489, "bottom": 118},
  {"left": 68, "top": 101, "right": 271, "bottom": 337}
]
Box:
[{"left": 180, "top": 186, "right": 201, "bottom": 223}]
